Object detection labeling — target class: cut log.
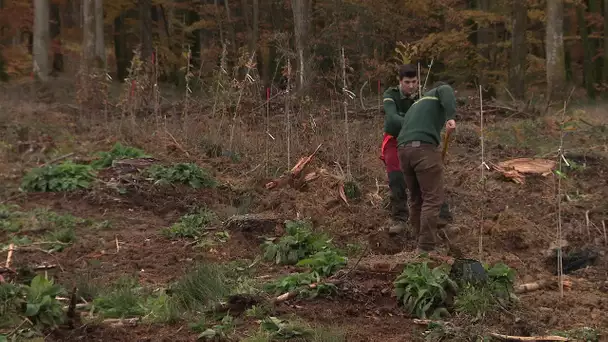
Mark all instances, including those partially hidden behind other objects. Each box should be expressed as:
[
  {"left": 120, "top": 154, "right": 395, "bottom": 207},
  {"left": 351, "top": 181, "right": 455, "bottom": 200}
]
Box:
[
  {"left": 491, "top": 158, "right": 556, "bottom": 184},
  {"left": 224, "top": 214, "right": 280, "bottom": 234}
]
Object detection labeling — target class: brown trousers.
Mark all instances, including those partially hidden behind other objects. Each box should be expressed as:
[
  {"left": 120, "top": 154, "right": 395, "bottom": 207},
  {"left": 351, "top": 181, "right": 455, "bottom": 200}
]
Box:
[{"left": 398, "top": 142, "right": 445, "bottom": 250}]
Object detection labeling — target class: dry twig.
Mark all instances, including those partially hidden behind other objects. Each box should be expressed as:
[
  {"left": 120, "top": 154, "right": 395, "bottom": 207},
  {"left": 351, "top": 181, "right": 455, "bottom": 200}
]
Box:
[{"left": 489, "top": 333, "right": 568, "bottom": 341}]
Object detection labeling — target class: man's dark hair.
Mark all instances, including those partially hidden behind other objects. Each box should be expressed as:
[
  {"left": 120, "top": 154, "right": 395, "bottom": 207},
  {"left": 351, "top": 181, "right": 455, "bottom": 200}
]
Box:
[{"left": 398, "top": 64, "right": 417, "bottom": 80}]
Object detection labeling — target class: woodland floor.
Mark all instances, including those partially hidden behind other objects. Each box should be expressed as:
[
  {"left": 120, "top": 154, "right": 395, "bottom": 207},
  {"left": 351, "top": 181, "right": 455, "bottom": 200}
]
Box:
[{"left": 1, "top": 80, "right": 607, "bottom": 341}]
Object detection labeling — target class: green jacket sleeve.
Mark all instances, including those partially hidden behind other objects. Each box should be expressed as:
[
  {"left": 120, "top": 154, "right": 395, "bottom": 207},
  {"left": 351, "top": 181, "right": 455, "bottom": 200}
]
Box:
[
  {"left": 436, "top": 85, "right": 456, "bottom": 120},
  {"left": 383, "top": 91, "right": 403, "bottom": 135}
]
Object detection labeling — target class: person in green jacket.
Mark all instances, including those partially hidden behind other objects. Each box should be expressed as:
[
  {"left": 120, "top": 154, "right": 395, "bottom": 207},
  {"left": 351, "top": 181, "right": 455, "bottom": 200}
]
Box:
[
  {"left": 381, "top": 64, "right": 419, "bottom": 234},
  {"left": 396, "top": 81, "right": 457, "bottom": 251},
  {"left": 382, "top": 66, "right": 453, "bottom": 236}
]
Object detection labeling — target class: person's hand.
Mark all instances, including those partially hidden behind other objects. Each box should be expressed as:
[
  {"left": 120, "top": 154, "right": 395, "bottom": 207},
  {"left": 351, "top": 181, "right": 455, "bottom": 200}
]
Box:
[{"left": 445, "top": 119, "right": 456, "bottom": 134}]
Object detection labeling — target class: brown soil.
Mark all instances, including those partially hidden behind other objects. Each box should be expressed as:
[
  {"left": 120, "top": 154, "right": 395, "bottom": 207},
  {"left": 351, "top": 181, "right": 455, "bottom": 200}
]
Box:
[{"left": 1, "top": 94, "right": 607, "bottom": 341}]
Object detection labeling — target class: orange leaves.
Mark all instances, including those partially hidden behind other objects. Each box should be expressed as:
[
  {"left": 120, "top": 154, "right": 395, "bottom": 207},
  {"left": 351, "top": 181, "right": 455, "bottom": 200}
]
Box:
[
  {"left": 0, "top": 0, "right": 32, "bottom": 32},
  {"left": 458, "top": 9, "right": 507, "bottom": 27},
  {"left": 1, "top": 45, "right": 32, "bottom": 80}
]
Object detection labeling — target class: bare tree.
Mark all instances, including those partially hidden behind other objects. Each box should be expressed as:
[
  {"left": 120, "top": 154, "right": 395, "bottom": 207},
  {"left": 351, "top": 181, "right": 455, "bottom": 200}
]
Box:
[
  {"left": 545, "top": 0, "right": 566, "bottom": 103},
  {"left": 94, "top": 0, "right": 105, "bottom": 68},
  {"left": 82, "top": 0, "right": 96, "bottom": 70},
  {"left": 603, "top": 0, "right": 608, "bottom": 83},
  {"left": 291, "top": 0, "right": 311, "bottom": 91},
  {"left": 33, "top": 0, "right": 50, "bottom": 81},
  {"left": 509, "top": 0, "right": 527, "bottom": 100},
  {"left": 251, "top": 0, "right": 259, "bottom": 55},
  {"left": 139, "top": 0, "right": 153, "bottom": 60}
]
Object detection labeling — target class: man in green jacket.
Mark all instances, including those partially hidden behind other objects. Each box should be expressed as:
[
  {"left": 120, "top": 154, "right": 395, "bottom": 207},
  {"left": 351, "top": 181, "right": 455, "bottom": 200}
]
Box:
[
  {"left": 382, "top": 66, "right": 452, "bottom": 236},
  {"left": 396, "top": 81, "right": 456, "bottom": 251},
  {"left": 381, "top": 64, "right": 418, "bottom": 234}
]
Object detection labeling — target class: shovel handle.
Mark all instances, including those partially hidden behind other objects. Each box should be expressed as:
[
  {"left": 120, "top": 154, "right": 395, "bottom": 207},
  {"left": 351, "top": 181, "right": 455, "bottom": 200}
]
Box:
[{"left": 442, "top": 130, "right": 452, "bottom": 164}]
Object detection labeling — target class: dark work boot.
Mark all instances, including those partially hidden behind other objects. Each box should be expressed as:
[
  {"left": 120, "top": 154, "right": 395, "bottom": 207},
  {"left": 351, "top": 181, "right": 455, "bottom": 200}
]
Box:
[
  {"left": 438, "top": 201, "right": 453, "bottom": 228},
  {"left": 387, "top": 171, "right": 409, "bottom": 235}
]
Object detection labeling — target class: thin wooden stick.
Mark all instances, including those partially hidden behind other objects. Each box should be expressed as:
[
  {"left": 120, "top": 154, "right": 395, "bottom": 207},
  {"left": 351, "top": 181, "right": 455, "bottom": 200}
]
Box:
[
  {"left": 479, "top": 85, "right": 485, "bottom": 261},
  {"left": 422, "top": 58, "right": 434, "bottom": 92},
  {"left": 489, "top": 333, "right": 568, "bottom": 341},
  {"left": 285, "top": 59, "right": 291, "bottom": 170},
  {"left": 265, "top": 87, "right": 270, "bottom": 176},
  {"left": 556, "top": 99, "right": 567, "bottom": 299},
  {"left": 602, "top": 220, "right": 607, "bottom": 246},
  {"left": 584, "top": 210, "right": 591, "bottom": 240},
  {"left": 340, "top": 47, "right": 351, "bottom": 179}
]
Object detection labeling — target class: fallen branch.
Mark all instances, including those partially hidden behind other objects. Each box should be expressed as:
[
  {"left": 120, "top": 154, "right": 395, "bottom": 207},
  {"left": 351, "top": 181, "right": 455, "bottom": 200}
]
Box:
[
  {"left": 42, "top": 152, "right": 75, "bottom": 166},
  {"left": 338, "top": 182, "right": 349, "bottom": 206},
  {"left": 514, "top": 278, "right": 572, "bottom": 294},
  {"left": 5, "top": 243, "right": 14, "bottom": 268},
  {"left": 0, "top": 264, "right": 56, "bottom": 275},
  {"left": 165, "top": 130, "right": 190, "bottom": 157},
  {"left": 102, "top": 317, "right": 140, "bottom": 327},
  {"left": 489, "top": 333, "right": 568, "bottom": 341},
  {"left": 272, "top": 279, "right": 344, "bottom": 304}
]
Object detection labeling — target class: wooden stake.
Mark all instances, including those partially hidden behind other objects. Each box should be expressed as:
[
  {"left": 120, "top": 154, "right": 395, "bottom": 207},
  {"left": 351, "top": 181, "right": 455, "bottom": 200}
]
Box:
[
  {"left": 584, "top": 210, "right": 591, "bottom": 240},
  {"left": 479, "top": 85, "right": 485, "bottom": 261},
  {"left": 556, "top": 96, "right": 569, "bottom": 299},
  {"left": 340, "top": 47, "right": 351, "bottom": 179},
  {"left": 285, "top": 59, "right": 291, "bottom": 170},
  {"left": 602, "top": 220, "right": 606, "bottom": 246},
  {"left": 265, "top": 87, "right": 270, "bottom": 176}
]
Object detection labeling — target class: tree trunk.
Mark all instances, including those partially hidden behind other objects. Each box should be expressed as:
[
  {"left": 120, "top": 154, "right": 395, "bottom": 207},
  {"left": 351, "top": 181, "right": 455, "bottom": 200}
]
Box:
[
  {"left": 82, "top": 0, "right": 95, "bottom": 72},
  {"left": 224, "top": 0, "right": 237, "bottom": 55},
  {"left": 588, "top": 0, "right": 602, "bottom": 84},
  {"left": 50, "top": 1, "right": 64, "bottom": 73},
  {"left": 241, "top": 0, "right": 251, "bottom": 47},
  {"left": 604, "top": 0, "right": 608, "bottom": 84},
  {"left": 251, "top": 0, "right": 259, "bottom": 55},
  {"left": 33, "top": 0, "right": 50, "bottom": 81},
  {"left": 114, "top": 12, "right": 128, "bottom": 81},
  {"left": 291, "top": 0, "right": 311, "bottom": 92},
  {"left": 545, "top": 0, "right": 566, "bottom": 102},
  {"left": 576, "top": 4, "right": 595, "bottom": 98},
  {"left": 509, "top": 0, "right": 527, "bottom": 100},
  {"left": 139, "top": 0, "right": 153, "bottom": 61},
  {"left": 94, "top": 0, "right": 105, "bottom": 69}
]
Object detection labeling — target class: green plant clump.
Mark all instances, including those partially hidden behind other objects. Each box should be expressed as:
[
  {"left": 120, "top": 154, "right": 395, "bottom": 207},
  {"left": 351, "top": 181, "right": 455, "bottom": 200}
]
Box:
[
  {"left": 20, "top": 161, "right": 96, "bottom": 192},
  {"left": 146, "top": 163, "right": 217, "bottom": 189},
  {"left": 394, "top": 261, "right": 457, "bottom": 319},
  {"left": 162, "top": 208, "right": 217, "bottom": 239},
  {"left": 453, "top": 262, "right": 518, "bottom": 319},
  {"left": 263, "top": 219, "right": 332, "bottom": 265},
  {"left": 0, "top": 275, "right": 66, "bottom": 334},
  {"left": 91, "top": 142, "right": 150, "bottom": 169}
]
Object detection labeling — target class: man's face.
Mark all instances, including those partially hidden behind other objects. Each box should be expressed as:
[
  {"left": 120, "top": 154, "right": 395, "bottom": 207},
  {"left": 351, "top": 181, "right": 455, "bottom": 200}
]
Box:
[{"left": 399, "top": 76, "right": 418, "bottom": 96}]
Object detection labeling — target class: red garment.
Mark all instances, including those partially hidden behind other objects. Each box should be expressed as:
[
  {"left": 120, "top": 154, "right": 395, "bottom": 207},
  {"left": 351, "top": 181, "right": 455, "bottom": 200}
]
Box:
[{"left": 380, "top": 133, "right": 402, "bottom": 173}]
